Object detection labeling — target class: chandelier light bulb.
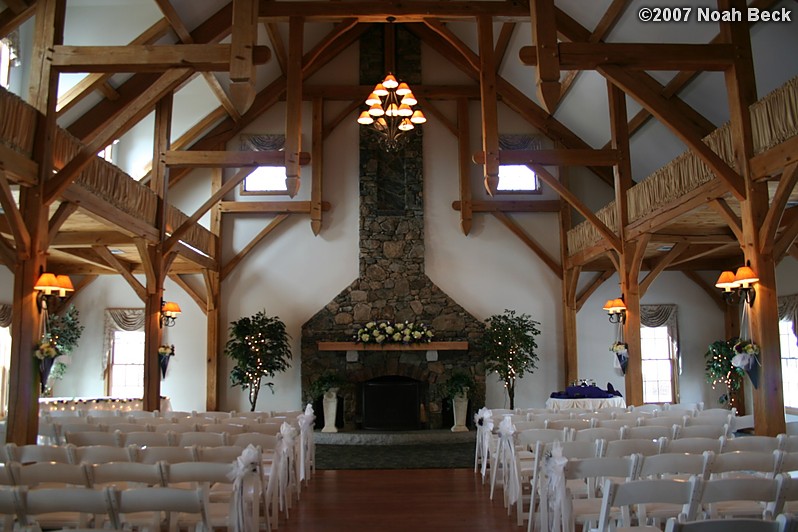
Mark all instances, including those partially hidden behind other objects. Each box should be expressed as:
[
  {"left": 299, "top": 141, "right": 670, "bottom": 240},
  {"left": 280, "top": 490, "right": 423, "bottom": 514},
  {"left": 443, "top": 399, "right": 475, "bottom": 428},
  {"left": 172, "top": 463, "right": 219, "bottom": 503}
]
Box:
[
  {"left": 410, "top": 110, "right": 427, "bottom": 124},
  {"left": 365, "top": 92, "right": 381, "bottom": 106},
  {"left": 398, "top": 118, "right": 414, "bottom": 131},
  {"left": 373, "top": 83, "right": 388, "bottom": 97},
  {"left": 368, "top": 103, "right": 385, "bottom": 117},
  {"left": 400, "top": 92, "right": 417, "bottom": 106},
  {"left": 357, "top": 111, "right": 374, "bottom": 124},
  {"left": 382, "top": 73, "right": 399, "bottom": 89},
  {"left": 395, "top": 82, "right": 411, "bottom": 95},
  {"left": 358, "top": 72, "right": 425, "bottom": 151},
  {"left": 397, "top": 104, "right": 413, "bottom": 117}
]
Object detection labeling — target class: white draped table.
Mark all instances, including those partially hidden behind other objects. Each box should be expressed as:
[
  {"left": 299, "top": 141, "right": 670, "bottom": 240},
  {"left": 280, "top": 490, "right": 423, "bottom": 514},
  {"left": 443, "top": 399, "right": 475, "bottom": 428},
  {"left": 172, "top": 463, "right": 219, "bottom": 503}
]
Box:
[{"left": 544, "top": 396, "right": 626, "bottom": 411}]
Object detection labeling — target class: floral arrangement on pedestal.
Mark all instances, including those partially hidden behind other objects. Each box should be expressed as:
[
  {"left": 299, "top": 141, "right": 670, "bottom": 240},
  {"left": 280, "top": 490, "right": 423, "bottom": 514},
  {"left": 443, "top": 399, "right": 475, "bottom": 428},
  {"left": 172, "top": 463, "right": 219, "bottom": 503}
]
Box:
[
  {"left": 158, "top": 344, "right": 175, "bottom": 379},
  {"left": 354, "top": 320, "right": 434, "bottom": 345}
]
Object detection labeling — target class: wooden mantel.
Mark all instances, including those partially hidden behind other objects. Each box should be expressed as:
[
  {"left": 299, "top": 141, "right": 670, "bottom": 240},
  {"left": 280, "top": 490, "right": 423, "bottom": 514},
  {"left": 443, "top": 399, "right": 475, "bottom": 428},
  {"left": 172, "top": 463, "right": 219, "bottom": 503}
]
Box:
[{"left": 317, "top": 341, "right": 469, "bottom": 351}]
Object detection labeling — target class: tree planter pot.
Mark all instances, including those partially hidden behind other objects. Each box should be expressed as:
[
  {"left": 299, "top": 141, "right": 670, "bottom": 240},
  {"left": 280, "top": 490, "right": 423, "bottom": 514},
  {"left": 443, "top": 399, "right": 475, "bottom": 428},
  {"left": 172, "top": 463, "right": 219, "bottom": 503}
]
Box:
[
  {"left": 322, "top": 388, "right": 340, "bottom": 433},
  {"left": 451, "top": 393, "right": 469, "bottom": 432}
]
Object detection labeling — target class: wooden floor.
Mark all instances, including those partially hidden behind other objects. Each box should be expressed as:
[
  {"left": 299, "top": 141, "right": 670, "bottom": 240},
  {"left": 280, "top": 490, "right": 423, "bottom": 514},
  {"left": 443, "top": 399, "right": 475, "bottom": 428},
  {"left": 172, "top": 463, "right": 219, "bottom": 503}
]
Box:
[{"left": 278, "top": 468, "right": 519, "bottom": 531}]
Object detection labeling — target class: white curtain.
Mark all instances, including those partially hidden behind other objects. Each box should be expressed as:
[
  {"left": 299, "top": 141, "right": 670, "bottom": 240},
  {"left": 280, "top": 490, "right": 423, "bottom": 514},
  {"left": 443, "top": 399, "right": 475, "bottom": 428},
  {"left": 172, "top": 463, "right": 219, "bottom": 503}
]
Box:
[
  {"left": 778, "top": 294, "right": 798, "bottom": 344},
  {"left": 640, "top": 304, "right": 680, "bottom": 374},
  {"left": 0, "top": 304, "right": 11, "bottom": 328},
  {"left": 240, "top": 134, "right": 285, "bottom": 151},
  {"left": 102, "top": 308, "right": 145, "bottom": 379}
]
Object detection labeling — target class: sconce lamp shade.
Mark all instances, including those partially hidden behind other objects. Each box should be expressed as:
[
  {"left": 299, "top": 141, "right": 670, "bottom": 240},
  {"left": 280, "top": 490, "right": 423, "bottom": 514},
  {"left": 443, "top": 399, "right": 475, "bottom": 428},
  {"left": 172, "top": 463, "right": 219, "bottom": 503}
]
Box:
[
  {"left": 162, "top": 301, "right": 181, "bottom": 317},
  {"left": 34, "top": 273, "right": 62, "bottom": 295},
  {"left": 715, "top": 270, "right": 737, "bottom": 291},
  {"left": 602, "top": 299, "right": 616, "bottom": 311},
  {"left": 611, "top": 298, "right": 626, "bottom": 311},
  {"left": 734, "top": 266, "right": 759, "bottom": 288},
  {"left": 33, "top": 272, "right": 75, "bottom": 297}
]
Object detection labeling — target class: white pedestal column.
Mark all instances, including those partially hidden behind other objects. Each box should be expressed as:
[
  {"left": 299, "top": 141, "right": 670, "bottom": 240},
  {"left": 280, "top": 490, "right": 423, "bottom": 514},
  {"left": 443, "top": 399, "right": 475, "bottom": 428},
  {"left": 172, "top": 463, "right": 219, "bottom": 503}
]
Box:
[
  {"left": 451, "top": 393, "right": 469, "bottom": 432},
  {"left": 322, "top": 388, "right": 339, "bottom": 433}
]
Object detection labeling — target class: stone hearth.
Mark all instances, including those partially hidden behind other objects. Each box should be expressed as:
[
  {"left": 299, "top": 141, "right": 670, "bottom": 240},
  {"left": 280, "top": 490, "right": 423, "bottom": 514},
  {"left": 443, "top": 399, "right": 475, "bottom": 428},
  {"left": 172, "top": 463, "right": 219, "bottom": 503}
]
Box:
[{"left": 300, "top": 25, "right": 485, "bottom": 430}]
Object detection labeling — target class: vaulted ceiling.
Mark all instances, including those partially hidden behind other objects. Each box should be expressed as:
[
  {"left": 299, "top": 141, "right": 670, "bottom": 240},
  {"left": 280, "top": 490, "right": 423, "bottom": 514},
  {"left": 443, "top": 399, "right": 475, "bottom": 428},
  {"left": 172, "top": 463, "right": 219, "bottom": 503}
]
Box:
[{"left": 1, "top": 0, "right": 797, "bottom": 279}]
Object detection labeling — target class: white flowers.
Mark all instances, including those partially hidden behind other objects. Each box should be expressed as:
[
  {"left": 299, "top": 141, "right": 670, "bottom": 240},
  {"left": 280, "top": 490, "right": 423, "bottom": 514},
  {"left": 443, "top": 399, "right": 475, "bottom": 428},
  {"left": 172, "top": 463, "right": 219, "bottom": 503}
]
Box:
[
  {"left": 158, "top": 344, "right": 175, "bottom": 356},
  {"left": 34, "top": 339, "right": 59, "bottom": 360},
  {"left": 610, "top": 341, "right": 628, "bottom": 353},
  {"left": 354, "top": 320, "right": 434, "bottom": 345}
]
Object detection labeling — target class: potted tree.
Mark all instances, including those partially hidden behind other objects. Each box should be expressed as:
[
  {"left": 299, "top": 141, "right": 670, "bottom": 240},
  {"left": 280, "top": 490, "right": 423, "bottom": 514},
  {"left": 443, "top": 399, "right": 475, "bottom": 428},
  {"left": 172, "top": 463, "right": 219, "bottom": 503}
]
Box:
[
  {"left": 41, "top": 304, "right": 84, "bottom": 395},
  {"left": 479, "top": 309, "right": 541, "bottom": 410},
  {"left": 225, "top": 310, "right": 292, "bottom": 412},
  {"left": 443, "top": 371, "right": 476, "bottom": 432},
  {"left": 704, "top": 338, "right": 745, "bottom": 407},
  {"left": 306, "top": 372, "right": 345, "bottom": 432}
]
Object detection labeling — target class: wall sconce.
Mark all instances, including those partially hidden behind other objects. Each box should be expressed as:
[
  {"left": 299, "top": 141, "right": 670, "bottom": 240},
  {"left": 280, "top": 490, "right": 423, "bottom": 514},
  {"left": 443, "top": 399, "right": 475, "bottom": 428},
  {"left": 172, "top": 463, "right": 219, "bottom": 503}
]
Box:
[
  {"left": 715, "top": 262, "right": 758, "bottom": 306},
  {"left": 34, "top": 272, "right": 74, "bottom": 311},
  {"left": 603, "top": 297, "right": 627, "bottom": 324},
  {"left": 160, "top": 300, "right": 181, "bottom": 328}
]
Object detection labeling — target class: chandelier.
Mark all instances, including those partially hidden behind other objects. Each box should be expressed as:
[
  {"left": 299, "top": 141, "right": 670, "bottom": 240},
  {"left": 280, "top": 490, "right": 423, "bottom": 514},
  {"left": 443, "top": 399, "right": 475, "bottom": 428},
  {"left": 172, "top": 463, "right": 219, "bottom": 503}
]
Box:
[{"left": 357, "top": 72, "right": 426, "bottom": 151}]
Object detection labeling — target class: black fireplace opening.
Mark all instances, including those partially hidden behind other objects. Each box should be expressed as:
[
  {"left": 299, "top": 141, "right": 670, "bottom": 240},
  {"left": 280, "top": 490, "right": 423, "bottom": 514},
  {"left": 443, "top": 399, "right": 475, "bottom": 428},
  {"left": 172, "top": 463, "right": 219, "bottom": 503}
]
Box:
[{"left": 360, "top": 375, "right": 424, "bottom": 430}]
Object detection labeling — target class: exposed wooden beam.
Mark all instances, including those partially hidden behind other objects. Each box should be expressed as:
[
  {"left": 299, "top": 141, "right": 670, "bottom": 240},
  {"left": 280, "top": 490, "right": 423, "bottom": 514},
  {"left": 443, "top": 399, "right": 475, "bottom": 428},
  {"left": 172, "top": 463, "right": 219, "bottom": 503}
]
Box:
[
  {"left": 418, "top": 97, "right": 457, "bottom": 137},
  {"left": 56, "top": 18, "right": 173, "bottom": 115},
  {"left": 457, "top": 97, "right": 472, "bottom": 235},
  {"left": 229, "top": 0, "right": 259, "bottom": 114},
  {"left": 494, "top": 22, "right": 515, "bottom": 73},
  {"left": 477, "top": 15, "right": 499, "bottom": 196},
  {"left": 529, "top": 0, "right": 561, "bottom": 112},
  {"left": 168, "top": 273, "right": 207, "bottom": 314},
  {"left": 58, "top": 248, "right": 117, "bottom": 272},
  {"left": 164, "top": 168, "right": 252, "bottom": 254},
  {"left": 760, "top": 162, "right": 798, "bottom": 255},
  {"left": 310, "top": 97, "right": 323, "bottom": 235},
  {"left": 639, "top": 241, "right": 688, "bottom": 297},
  {"left": 50, "top": 231, "right": 132, "bottom": 247},
  {"left": 575, "top": 269, "right": 613, "bottom": 313},
  {"left": 682, "top": 271, "right": 725, "bottom": 311},
  {"left": 92, "top": 245, "right": 147, "bottom": 301},
  {"left": 265, "top": 22, "right": 288, "bottom": 75},
  {"left": 473, "top": 148, "right": 620, "bottom": 167},
  {"left": 750, "top": 135, "right": 798, "bottom": 180},
  {"left": 162, "top": 150, "right": 310, "bottom": 167},
  {"left": 257, "top": 1, "right": 530, "bottom": 21},
  {"left": 708, "top": 198, "right": 743, "bottom": 242},
  {"left": 46, "top": 68, "right": 193, "bottom": 205},
  {"left": 219, "top": 200, "right": 331, "bottom": 214},
  {"left": 0, "top": 145, "right": 38, "bottom": 187},
  {"left": 0, "top": 4, "right": 35, "bottom": 39},
  {"left": 451, "top": 200, "right": 561, "bottom": 213},
  {"left": 520, "top": 43, "right": 735, "bottom": 71},
  {"left": 0, "top": 171, "right": 30, "bottom": 258},
  {"left": 50, "top": 44, "right": 271, "bottom": 73},
  {"left": 221, "top": 214, "right": 289, "bottom": 281},
  {"left": 284, "top": 16, "right": 304, "bottom": 197},
  {"left": 47, "top": 201, "right": 78, "bottom": 246},
  {"left": 492, "top": 211, "right": 562, "bottom": 278},
  {"left": 774, "top": 215, "right": 798, "bottom": 263},
  {"left": 133, "top": 237, "right": 156, "bottom": 292},
  {"left": 533, "top": 164, "right": 621, "bottom": 252}
]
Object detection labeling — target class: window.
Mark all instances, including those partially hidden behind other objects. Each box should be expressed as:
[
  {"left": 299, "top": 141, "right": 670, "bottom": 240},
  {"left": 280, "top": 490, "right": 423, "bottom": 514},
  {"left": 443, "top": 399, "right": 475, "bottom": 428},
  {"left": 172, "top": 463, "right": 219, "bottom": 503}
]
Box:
[
  {"left": 108, "top": 330, "right": 145, "bottom": 398},
  {"left": 779, "top": 320, "right": 798, "bottom": 408},
  {"left": 496, "top": 165, "right": 540, "bottom": 194},
  {"left": 0, "top": 325, "right": 10, "bottom": 417},
  {"left": 97, "top": 139, "right": 119, "bottom": 164},
  {"left": 242, "top": 166, "right": 288, "bottom": 194},
  {"left": 640, "top": 325, "right": 677, "bottom": 403},
  {"left": 0, "top": 38, "right": 14, "bottom": 89}
]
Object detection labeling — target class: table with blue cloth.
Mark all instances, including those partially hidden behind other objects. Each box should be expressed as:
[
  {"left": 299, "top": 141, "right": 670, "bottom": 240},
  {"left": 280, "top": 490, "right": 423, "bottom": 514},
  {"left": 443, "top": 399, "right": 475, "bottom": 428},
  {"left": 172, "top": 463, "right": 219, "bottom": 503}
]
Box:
[{"left": 545, "top": 384, "right": 626, "bottom": 411}]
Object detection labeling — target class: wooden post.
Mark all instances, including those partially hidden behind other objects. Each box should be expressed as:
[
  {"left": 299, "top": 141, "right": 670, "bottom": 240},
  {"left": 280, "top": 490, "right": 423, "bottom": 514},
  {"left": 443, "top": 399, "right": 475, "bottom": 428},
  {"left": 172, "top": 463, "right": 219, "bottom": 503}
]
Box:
[
  {"left": 206, "top": 167, "right": 224, "bottom": 411},
  {"left": 284, "top": 16, "right": 303, "bottom": 197},
  {"left": 7, "top": 0, "right": 65, "bottom": 445},
  {"left": 559, "top": 164, "right": 579, "bottom": 387},
  {"left": 608, "top": 79, "right": 643, "bottom": 405},
  {"left": 477, "top": 15, "right": 499, "bottom": 195},
  {"left": 720, "top": 0, "right": 784, "bottom": 435}
]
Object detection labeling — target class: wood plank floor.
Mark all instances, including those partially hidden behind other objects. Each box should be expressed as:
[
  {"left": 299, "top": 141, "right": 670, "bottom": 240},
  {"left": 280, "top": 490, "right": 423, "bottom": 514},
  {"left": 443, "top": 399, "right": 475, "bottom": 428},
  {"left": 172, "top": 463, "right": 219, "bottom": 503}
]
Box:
[{"left": 278, "top": 468, "right": 519, "bottom": 531}]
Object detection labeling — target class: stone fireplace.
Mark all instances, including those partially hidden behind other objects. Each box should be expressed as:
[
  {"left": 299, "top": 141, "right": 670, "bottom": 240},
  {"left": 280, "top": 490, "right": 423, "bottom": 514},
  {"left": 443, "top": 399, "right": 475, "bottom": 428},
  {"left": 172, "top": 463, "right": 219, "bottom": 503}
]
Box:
[{"left": 300, "top": 25, "right": 485, "bottom": 430}]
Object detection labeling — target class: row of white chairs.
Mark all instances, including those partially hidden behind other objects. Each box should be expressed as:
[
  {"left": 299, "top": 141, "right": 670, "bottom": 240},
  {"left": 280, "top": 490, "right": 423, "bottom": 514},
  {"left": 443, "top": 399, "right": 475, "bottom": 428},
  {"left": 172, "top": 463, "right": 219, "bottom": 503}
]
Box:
[
  {"left": 2, "top": 445, "right": 285, "bottom": 531},
  {"left": 530, "top": 451, "right": 798, "bottom": 532},
  {"left": 664, "top": 514, "right": 797, "bottom": 532},
  {"left": 0, "top": 483, "right": 247, "bottom": 531}
]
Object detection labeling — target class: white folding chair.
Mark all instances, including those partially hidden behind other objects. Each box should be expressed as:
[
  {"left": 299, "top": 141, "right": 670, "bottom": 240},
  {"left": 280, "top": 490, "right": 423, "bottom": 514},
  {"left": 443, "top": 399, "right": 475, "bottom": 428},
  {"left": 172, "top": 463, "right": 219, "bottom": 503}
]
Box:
[
  {"left": 604, "top": 438, "right": 664, "bottom": 458},
  {"left": 66, "top": 430, "right": 121, "bottom": 447},
  {"left": 621, "top": 426, "right": 672, "bottom": 441},
  {"left": 664, "top": 514, "right": 793, "bottom": 532},
  {"left": 721, "top": 435, "right": 781, "bottom": 453},
  {"left": 698, "top": 474, "right": 785, "bottom": 520},
  {"left": 7, "top": 443, "right": 72, "bottom": 464},
  {"left": 175, "top": 431, "right": 227, "bottom": 447},
  {"left": 595, "top": 476, "right": 702, "bottom": 532},
  {"left": 779, "top": 434, "right": 798, "bottom": 452},
  {"left": 69, "top": 445, "right": 133, "bottom": 465},
  {"left": 661, "top": 437, "right": 724, "bottom": 455},
  {"left": 121, "top": 431, "right": 171, "bottom": 448},
  {"left": 132, "top": 446, "right": 196, "bottom": 465},
  {"left": 708, "top": 450, "right": 781, "bottom": 479},
  {"left": 17, "top": 486, "right": 118, "bottom": 531},
  {"left": 573, "top": 427, "right": 622, "bottom": 443},
  {"left": 675, "top": 425, "right": 729, "bottom": 440},
  {"left": 112, "top": 486, "right": 211, "bottom": 532},
  {"left": 89, "top": 461, "right": 165, "bottom": 491},
  {"left": 638, "top": 451, "right": 714, "bottom": 481}
]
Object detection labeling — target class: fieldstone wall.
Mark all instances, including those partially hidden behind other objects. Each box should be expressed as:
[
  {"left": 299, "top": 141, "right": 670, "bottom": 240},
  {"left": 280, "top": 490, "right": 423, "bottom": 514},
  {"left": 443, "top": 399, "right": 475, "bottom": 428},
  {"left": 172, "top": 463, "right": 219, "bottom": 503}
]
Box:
[{"left": 300, "top": 25, "right": 485, "bottom": 430}]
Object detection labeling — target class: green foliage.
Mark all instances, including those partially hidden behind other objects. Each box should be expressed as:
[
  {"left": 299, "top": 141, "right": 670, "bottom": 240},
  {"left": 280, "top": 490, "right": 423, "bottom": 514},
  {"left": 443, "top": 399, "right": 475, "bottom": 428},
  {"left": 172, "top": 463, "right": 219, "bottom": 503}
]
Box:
[
  {"left": 443, "top": 371, "right": 476, "bottom": 399},
  {"left": 479, "top": 309, "right": 541, "bottom": 409},
  {"left": 225, "top": 310, "right": 292, "bottom": 411},
  {"left": 306, "top": 372, "right": 346, "bottom": 402},
  {"left": 47, "top": 304, "right": 84, "bottom": 382},
  {"left": 704, "top": 338, "right": 745, "bottom": 405}
]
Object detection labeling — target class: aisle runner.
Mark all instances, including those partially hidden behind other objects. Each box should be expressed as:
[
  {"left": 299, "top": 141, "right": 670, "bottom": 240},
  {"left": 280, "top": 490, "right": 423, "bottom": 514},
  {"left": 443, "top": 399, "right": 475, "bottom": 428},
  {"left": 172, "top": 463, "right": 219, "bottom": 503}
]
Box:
[{"left": 315, "top": 443, "right": 474, "bottom": 470}]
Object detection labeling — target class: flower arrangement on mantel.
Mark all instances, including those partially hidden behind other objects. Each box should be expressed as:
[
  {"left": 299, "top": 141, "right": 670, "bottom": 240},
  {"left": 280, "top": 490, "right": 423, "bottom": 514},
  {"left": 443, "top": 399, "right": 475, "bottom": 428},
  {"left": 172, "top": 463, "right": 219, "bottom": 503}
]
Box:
[{"left": 354, "top": 320, "right": 434, "bottom": 345}]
